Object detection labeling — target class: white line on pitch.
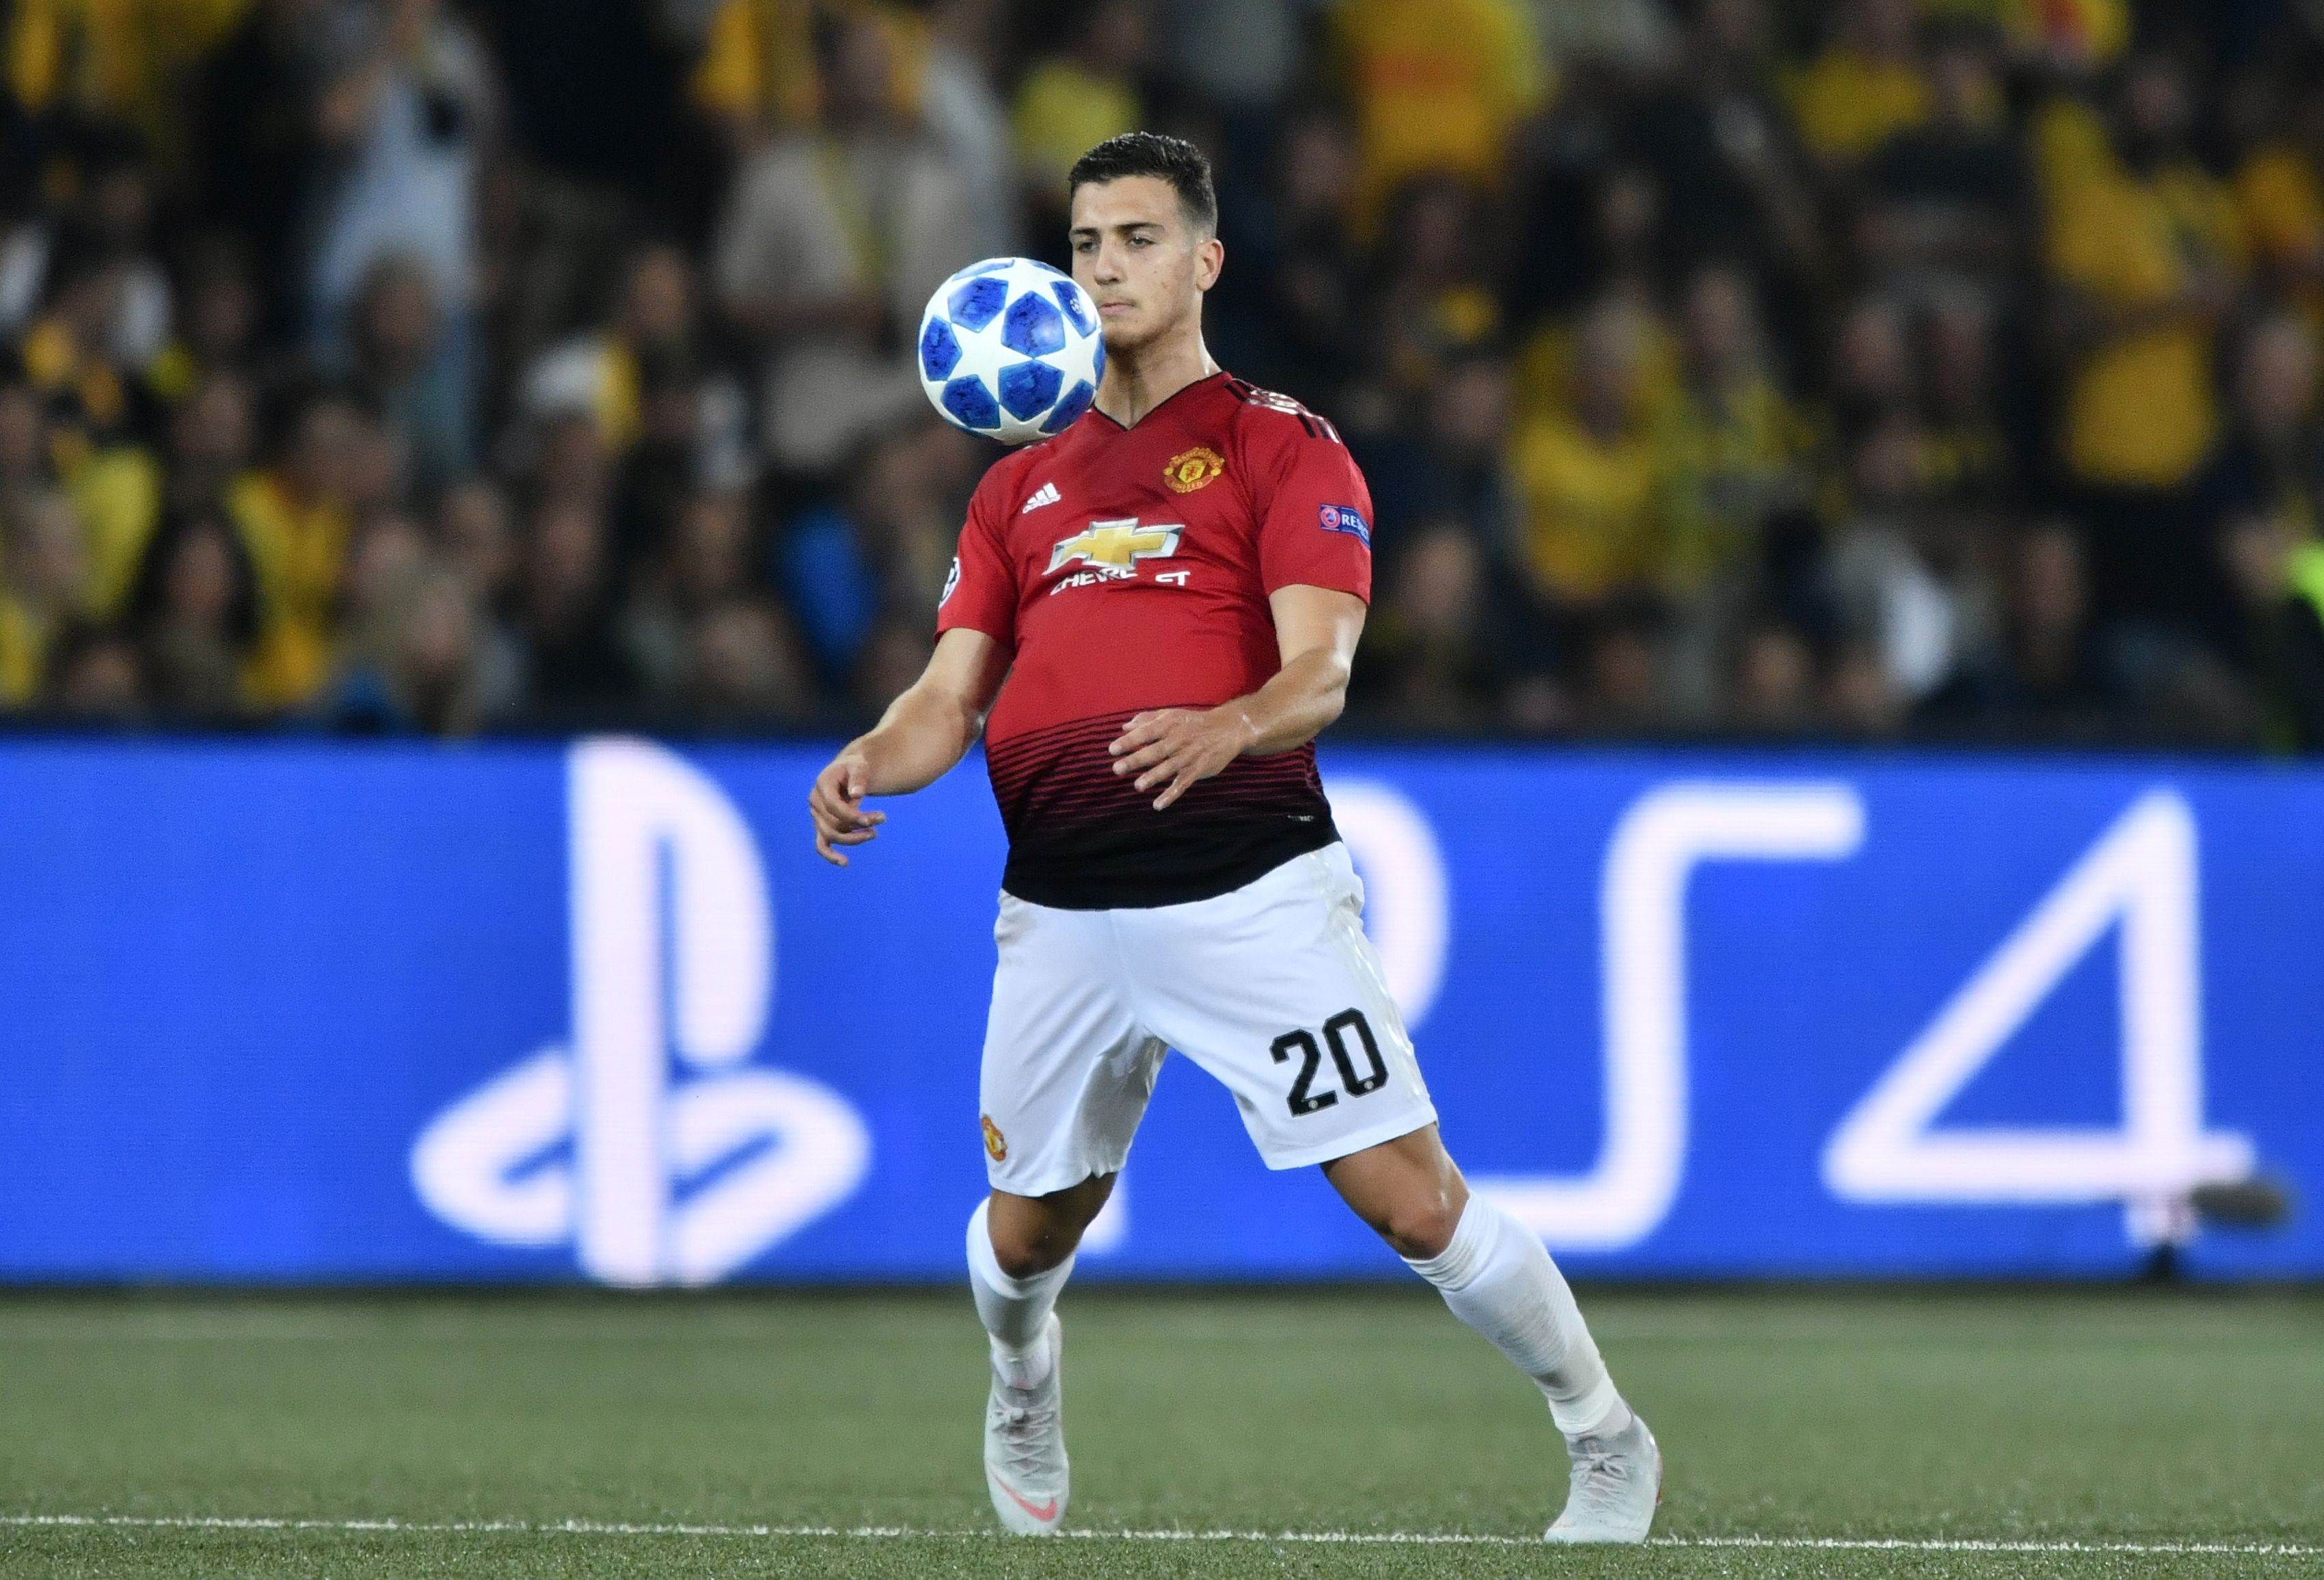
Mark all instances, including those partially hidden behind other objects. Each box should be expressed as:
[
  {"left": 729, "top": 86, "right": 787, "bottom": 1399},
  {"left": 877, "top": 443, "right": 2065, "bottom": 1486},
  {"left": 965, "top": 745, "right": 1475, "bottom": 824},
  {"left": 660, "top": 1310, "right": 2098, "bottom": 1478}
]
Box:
[{"left": 1, "top": 1514, "right": 2317, "bottom": 1555}]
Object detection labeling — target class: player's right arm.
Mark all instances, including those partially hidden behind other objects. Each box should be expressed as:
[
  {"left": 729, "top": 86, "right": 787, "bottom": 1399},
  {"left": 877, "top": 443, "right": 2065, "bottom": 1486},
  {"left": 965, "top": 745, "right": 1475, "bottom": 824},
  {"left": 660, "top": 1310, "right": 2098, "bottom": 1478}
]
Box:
[{"left": 809, "top": 627, "right": 1011, "bottom": 866}]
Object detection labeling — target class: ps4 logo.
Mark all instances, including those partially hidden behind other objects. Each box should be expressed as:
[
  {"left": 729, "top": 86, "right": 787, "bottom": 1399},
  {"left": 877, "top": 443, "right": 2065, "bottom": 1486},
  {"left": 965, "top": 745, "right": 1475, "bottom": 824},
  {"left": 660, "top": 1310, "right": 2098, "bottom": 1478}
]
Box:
[{"left": 411, "top": 738, "right": 871, "bottom": 1286}]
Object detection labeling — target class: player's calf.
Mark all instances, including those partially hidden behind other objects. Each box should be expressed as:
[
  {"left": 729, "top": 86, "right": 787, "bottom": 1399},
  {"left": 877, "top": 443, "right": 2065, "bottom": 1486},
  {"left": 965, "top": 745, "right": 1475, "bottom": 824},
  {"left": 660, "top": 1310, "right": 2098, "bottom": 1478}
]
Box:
[{"left": 1332, "top": 1142, "right": 1658, "bottom": 1545}]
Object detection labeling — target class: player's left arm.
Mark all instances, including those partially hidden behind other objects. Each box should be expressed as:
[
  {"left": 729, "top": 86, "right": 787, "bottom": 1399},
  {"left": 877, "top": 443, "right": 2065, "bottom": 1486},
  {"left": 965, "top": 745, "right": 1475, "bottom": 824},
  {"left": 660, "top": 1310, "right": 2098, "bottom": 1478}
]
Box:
[{"left": 1108, "top": 584, "right": 1364, "bottom": 811}]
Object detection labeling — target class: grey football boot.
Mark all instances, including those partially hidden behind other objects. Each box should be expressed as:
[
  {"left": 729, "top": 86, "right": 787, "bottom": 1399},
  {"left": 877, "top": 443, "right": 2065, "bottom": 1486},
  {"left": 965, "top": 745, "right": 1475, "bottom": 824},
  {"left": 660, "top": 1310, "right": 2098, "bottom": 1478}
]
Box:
[
  {"left": 983, "top": 1313, "right": 1068, "bottom": 1534},
  {"left": 1545, "top": 1409, "right": 1661, "bottom": 1544}
]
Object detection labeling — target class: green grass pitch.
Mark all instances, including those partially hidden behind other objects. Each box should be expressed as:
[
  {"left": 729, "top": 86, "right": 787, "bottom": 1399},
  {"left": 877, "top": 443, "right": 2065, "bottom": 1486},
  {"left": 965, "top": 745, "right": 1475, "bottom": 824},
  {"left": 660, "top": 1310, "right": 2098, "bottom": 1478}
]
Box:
[{"left": 0, "top": 1287, "right": 2317, "bottom": 1577}]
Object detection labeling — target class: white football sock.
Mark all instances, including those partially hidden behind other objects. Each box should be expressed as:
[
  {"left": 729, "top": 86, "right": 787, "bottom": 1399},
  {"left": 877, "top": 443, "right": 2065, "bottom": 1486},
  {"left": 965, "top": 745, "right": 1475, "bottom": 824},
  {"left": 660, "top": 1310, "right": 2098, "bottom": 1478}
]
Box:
[
  {"left": 1405, "top": 1194, "right": 1627, "bottom": 1439},
  {"left": 967, "top": 1199, "right": 1072, "bottom": 1389}
]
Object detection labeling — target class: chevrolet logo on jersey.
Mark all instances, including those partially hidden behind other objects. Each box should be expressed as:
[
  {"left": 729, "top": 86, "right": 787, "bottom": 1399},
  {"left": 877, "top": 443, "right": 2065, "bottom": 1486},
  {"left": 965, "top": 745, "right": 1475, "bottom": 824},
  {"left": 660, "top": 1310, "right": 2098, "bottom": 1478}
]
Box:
[{"left": 1046, "top": 518, "right": 1183, "bottom": 574}]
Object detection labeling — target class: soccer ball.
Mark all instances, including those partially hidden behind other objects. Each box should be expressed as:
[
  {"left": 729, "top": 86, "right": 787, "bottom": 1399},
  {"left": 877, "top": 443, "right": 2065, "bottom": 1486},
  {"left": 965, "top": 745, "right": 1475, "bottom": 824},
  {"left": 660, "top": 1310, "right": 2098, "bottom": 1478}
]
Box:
[{"left": 917, "top": 257, "right": 1105, "bottom": 445}]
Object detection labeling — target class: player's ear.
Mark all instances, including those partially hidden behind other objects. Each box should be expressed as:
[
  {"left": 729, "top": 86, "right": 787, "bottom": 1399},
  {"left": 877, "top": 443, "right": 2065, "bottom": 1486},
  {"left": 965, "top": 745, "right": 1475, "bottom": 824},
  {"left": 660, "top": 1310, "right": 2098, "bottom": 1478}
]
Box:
[{"left": 1194, "top": 235, "right": 1224, "bottom": 293}]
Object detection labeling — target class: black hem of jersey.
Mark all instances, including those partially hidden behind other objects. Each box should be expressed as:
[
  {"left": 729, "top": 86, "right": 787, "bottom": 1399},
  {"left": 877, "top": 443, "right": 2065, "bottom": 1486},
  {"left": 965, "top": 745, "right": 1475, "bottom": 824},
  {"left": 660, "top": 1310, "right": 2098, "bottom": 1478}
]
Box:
[{"left": 1000, "top": 824, "right": 1341, "bottom": 911}]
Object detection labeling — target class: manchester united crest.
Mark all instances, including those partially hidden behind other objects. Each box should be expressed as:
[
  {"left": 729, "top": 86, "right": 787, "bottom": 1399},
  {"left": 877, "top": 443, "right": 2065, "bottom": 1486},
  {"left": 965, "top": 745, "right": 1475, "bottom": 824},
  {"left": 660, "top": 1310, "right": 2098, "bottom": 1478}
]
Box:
[
  {"left": 1163, "top": 446, "right": 1226, "bottom": 494},
  {"left": 982, "top": 1114, "right": 1009, "bottom": 1162}
]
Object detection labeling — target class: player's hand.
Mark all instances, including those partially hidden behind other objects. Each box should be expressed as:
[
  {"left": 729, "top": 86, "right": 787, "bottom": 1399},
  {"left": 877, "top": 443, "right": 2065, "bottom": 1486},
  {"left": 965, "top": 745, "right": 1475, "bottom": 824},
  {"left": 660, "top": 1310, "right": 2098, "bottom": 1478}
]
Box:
[
  {"left": 1109, "top": 706, "right": 1258, "bottom": 812},
  {"left": 809, "top": 750, "right": 886, "bottom": 866}
]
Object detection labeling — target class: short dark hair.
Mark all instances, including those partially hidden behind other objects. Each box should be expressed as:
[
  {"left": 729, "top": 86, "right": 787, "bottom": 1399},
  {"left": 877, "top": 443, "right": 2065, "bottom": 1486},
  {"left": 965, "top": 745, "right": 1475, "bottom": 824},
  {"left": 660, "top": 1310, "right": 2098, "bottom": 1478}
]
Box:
[{"left": 1067, "top": 132, "right": 1217, "bottom": 237}]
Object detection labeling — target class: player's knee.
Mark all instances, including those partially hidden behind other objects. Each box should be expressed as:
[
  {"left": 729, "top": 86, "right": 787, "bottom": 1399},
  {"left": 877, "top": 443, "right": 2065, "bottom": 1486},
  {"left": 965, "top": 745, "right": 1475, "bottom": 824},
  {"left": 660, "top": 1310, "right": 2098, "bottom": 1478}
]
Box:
[
  {"left": 1376, "top": 1190, "right": 1461, "bottom": 1261},
  {"left": 985, "top": 1181, "right": 1108, "bottom": 1278},
  {"left": 988, "top": 1222, "right": 1072, "bottom": 1281}
]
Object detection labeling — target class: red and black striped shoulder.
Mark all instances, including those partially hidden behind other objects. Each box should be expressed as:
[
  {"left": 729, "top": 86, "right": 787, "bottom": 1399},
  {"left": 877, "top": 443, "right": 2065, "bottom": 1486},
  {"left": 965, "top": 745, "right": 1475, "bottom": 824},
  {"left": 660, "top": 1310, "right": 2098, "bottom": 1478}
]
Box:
[{"left": 1223, "top": 376, "right": 1344, "bottom": 444}]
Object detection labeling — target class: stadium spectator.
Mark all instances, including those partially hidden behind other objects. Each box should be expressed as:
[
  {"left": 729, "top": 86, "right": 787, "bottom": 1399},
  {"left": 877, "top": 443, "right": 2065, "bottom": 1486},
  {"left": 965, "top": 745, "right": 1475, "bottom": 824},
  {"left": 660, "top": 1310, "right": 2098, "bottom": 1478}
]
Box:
[
  {"left": 1010, "top": 0, "right": 1148, "bottom": 249},
  {"left": 1619, "top": 0, "right": 1817, "bottom": 295},
  {"left": 347, "top": 252, "right": 468, "bottom": 494},
  {"left": 1331, "top": 0, "right": 1546, "bottom": 230},
  {"left": 522, "top": 241, "right": 701, "bottom": 455},
  {"left": 2204, "top": 313, "right": 2323, "bottom": 539},
  {"left": 1926, "top": 518, "right": 2117, "bottom": 731},
  {"left": 2233, "top": 76, "right": 2324, "bottom": 323},
  {"left": 713, "top": 8, "right": 962, "bottom": 473},
  {"left": 921, "top": 0, "right": 1019, "bottom": 261},
  {"left": 1917, "top": 293, "right": 2015, "bottom": 508},
  {"left": 433, "top": 475, "right": 524, "bottom": 717},
  {"left": 1369, "top": 176, "right": 1506, "bottom": 414},
  {"left": 40, "top": 620, "right": 144, "bottom": 722},
  {"left": 1360, "top": 349, "right": 1517, "bottom": 552},
  {"left": 776, "top": 417, "right": 955, "bottom": 691},
  {"left": 157, "top": 369, "right": 256, "bottom": 549},
  {"left": 126, "top": 506, "right": 262, "bottom": 723},
  {"left": 324, "top": 553, "right": 486, "bottom": 735},
  {"left": 150, "top": 239, "right": 262, "bottom": 399},
  {"left": 1153, "top": 0, "right": 1310, "bottom": 119},
  {"left": 1824, "top": 406, "right": 1966, "bottom": 708},
  {"left": 1353, "top": 520, "right": 1508, "bottom": 732},
  {"left": 0, "top": 379, "right": 55, "bottom": 502},
  {"left": 1660, "top": 263, "right": 1809, "bottom": 593},
  {"left": 690, "top": 0, "right": 801, "bottom": 152},
  {"left": 306, "top": 0, "right": 496, "bottom": 353},
  {"left": 686, "top": 597, "right": 815, "bottom": 727},
  {"left": 0, "top": 487, "right": 85, "bottom": 705},
  {"left": 195, "top": 0, "right": 330, "bottom": 351},
  {"left": 1828, "top": 291, "right": 1917, "bottom": 433},
  {"left": 228, "top": 387, "right": 361, "bottom": 708},
  {"left": 1573, "top": 593, "right": 1669, "bottom": 733},
  {"left": 513, "top": 492, "right": 635, "bottom": 716},
  {"left": 40, "top": 130, "right": 176, "bottom": 373},
  {"left": 1788, "top": 0, "right": 1931, "bottom": 169},
  {"left": 2045, "top": 51, "right": 2246, "bottom": 643},
  {"left": 1859, "top": 23, "right": 2027, "bottom": 295},
  {"left": 0, "top": 0, "right": 2317, "bottom": 751},
  {"left": 1222, "top": 107, "right": 1366, "bottom": 406},
  {"left": 1727, "top": 609, "right": 1820, "bottom": 736},
  {"left": 624, "top": 487, "right": 758, "bottom": 699},
  {"left": 1510, "top": 299, "right": 1675, "bottom": 612}
]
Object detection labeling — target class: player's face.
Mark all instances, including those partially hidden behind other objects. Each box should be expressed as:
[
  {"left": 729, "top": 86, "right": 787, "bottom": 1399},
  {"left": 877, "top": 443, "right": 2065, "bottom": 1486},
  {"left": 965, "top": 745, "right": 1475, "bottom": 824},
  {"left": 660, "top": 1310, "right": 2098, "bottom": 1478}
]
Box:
[{"left": 1068, "top": 176, "right": 1223, "bottom": 356}]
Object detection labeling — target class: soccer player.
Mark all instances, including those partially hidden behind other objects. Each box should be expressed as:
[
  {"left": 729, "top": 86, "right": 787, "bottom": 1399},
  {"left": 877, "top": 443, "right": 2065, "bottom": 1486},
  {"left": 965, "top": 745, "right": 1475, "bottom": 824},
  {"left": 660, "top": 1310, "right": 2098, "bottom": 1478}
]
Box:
[{"left": 807, "top": 133, "right": 1660, "bottom": 1544}]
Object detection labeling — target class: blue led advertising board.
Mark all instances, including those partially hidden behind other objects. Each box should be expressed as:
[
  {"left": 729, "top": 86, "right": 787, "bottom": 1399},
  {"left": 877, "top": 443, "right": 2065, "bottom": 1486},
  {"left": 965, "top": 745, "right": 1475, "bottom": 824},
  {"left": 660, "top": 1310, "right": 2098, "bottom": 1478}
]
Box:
[{"left": 0, "top": 738, "right": 2316, "bottom": 1284}]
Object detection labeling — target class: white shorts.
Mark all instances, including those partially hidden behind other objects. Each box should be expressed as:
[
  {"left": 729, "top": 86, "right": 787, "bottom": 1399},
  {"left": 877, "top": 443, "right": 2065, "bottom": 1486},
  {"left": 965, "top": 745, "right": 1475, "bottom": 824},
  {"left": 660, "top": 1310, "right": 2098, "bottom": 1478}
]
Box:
[{"left": 977, "top": 842, "right": 1439, "bottom": 1196}]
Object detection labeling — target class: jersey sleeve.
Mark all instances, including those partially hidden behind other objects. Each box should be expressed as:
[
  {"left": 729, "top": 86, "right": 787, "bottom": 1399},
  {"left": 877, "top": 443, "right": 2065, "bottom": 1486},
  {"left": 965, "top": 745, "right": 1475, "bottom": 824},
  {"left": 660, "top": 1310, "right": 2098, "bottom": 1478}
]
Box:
[
  {"left": 1249, "top": 416, "right": 1375, "bottom": 604},
  {"left": 935, "top": 466, "right": 1020, "bottom": 647}
]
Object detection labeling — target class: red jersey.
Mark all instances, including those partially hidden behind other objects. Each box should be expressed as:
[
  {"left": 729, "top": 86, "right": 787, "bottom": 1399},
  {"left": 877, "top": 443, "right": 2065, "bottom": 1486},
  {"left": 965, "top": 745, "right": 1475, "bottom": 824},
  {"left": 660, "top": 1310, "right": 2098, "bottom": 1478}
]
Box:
[{"left": 937, "top": 372, "right": 1375, "bottom": 909}]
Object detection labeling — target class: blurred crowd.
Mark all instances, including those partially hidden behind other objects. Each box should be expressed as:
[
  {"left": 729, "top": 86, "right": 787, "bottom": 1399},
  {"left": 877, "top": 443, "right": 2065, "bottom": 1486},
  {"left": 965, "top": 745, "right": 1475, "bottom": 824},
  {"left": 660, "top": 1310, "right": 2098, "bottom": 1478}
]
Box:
[{"left": 2, "top": 0, "right": 2324, "bottom": 747}]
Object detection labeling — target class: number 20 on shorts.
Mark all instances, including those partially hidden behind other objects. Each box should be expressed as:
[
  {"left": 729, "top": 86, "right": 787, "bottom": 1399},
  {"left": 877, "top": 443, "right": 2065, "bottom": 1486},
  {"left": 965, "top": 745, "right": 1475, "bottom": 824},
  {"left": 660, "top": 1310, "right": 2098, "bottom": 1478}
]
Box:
[{"left": 1271, "top": 1009, "right": 1389, "bottom": 1116}]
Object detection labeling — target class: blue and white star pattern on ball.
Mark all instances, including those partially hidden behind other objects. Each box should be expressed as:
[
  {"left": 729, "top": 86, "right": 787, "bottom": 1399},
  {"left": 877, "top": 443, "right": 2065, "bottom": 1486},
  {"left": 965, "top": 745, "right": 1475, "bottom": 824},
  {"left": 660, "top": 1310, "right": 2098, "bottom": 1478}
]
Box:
[{"left": 917, "top": 258, "right": 1105, "bottom": 445}]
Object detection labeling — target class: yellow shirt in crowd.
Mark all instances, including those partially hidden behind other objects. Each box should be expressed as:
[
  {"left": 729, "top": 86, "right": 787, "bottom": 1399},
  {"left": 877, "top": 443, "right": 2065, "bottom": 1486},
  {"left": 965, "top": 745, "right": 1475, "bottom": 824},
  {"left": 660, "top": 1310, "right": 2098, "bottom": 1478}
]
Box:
[
  {"left": 2237, "top": 144, "right": 2324, "bottom": 331},
  {"left": 6, "top": 0, "right": 249, "bottom": 170},
  {"left": 1331, "top": 0, "right": 1545, "bottom": 229},
  {"left": 1012, "top": 58, "right": 1139, "bottom": 185},
  {"left": 229, "top": 470, "right": 348, "bottom": 708},
  {"left": 0, "top": 590, "right": 49, "bottom": 704},
  {"left": 1513, "top": 317, "right": 1681, "bottom": 426},
  {"left": 1787, "top": 48, "right": 1929, "bottom": 165},
  {"left": 1658, "top": 374, "right": 1811, "bottom": 589},
  {"left": 691, "top": 0, "right": 925, "bottom": 131},
  {"left": 2046, "top": 154, "right": 2245, "bottom": 489},
  {"left": 2237, "top": 146, "right": 2324, "bottom": 268},
  {"left": 71, "top": 446, "right": 161, "bottom": 617},
  {"left": 1511, "top": 410, "right": 1668, "bottom": 603}
]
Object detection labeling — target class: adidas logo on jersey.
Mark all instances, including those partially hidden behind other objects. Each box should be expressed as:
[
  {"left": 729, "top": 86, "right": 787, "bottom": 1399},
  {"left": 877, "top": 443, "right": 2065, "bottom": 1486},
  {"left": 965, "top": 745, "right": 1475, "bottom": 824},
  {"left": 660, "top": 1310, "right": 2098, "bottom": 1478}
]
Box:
[{"left": 1021, "top": 481, "right": 1062, "bottom": 513}]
